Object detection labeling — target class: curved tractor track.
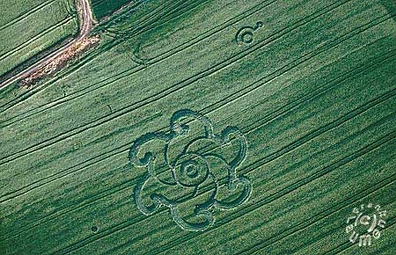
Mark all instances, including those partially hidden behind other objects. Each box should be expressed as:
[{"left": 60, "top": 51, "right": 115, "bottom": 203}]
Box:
[{"left": 0, "top": 0, "right": 95, "bottom": 90}]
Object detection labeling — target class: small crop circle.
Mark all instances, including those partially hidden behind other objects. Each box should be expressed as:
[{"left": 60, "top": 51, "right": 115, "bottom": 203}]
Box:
[{"left": 174, "top": 153, "right": 209, "bottom": 187}]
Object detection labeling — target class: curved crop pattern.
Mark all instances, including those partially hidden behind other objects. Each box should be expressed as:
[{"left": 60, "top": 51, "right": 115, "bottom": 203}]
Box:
[{"left": 130, "top": 109, "right": 252, "bottom": 231}]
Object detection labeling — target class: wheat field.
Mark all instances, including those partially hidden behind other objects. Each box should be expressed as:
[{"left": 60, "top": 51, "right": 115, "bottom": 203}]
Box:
[{"left": 0, "top": 0, "right": 395, "bottom": 254}]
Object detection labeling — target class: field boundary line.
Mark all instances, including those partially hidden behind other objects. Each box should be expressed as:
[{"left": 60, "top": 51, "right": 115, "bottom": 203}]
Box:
[
  {"left": 0, "top": 0, "right": 211, "bottom": 112},
  {"left": 330, "top": 216, "right": 396, "bottom": 255},
  {"left": 0, "top": 0, "right": 95, "bottom": 90},
  {"left": 54, "top": 131, "right": 396, "bottom": 254},
  {"left": 0, "top": 0, "right": 278, "bottom": 122},
  {"left": 3, "top": 81, "right": 395, "bottom": 242},
  {"left": 0, "top": 0, "right": 57, "bottom": 32},
  {"left": 1, "top": 28, "right": 394, "bottom": 207},
  {"left": 0, "top": 0, "right": 355, "bottom": 165},
  {"left": 0, "top": 16, "right": 75, "bottom": 62},
  {"left": 150, "top": 132, "right": 396, "bottom": 255},
  {"left": 247, "top": 186, "right": 396, "bottom": 255}
]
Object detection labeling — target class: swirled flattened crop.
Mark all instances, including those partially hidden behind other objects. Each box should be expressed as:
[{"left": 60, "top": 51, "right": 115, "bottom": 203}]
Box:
[{"left": 130, "top": 109, "right": 252, "bottom": 231}]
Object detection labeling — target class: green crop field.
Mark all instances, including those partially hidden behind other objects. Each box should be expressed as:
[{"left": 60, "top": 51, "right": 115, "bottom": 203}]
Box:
[
  {"left": 0, "top": 0, "right": 395, "bottom": 254},
  {"left": 91, "top": 0, "right": 133, "bottom": 20},
  {"left": 0, "top": 0, "right": 78, "bottom": 77}
]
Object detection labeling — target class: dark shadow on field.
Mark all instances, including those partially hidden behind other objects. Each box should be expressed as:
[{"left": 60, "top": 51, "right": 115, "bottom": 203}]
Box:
[
  {"left": 379, "top": 0, "right": 396, "bottom": 22},
  {"left": 0, "top": 223, "right": 7, "bottom": 254}
]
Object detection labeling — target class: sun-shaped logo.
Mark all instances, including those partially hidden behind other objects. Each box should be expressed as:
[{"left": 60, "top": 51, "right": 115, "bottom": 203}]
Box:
[{"left": 345, "top": 203, "right": 387, "bottom": 247}]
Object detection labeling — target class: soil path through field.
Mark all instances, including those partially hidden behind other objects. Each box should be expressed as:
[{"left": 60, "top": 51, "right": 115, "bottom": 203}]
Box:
[{"left": 0, "top": 0, "right": 95, "bottom": 90}]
